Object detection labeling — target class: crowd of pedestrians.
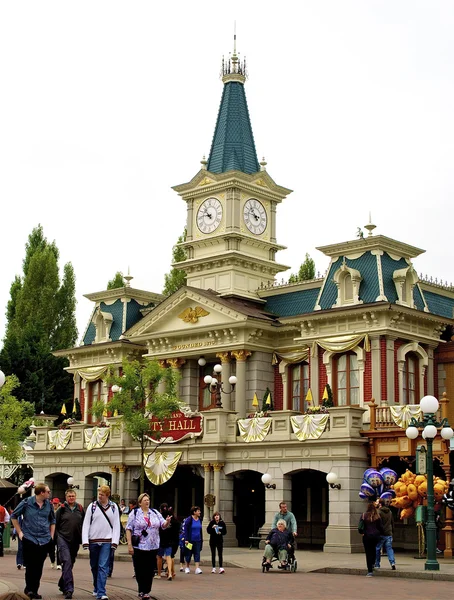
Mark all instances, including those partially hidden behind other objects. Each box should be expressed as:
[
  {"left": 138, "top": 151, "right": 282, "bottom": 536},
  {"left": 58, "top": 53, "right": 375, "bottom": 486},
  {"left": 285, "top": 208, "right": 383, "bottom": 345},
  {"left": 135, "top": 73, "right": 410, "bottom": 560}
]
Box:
[{"left": 6, "top": 484, "right": 233, "bottom": 600}]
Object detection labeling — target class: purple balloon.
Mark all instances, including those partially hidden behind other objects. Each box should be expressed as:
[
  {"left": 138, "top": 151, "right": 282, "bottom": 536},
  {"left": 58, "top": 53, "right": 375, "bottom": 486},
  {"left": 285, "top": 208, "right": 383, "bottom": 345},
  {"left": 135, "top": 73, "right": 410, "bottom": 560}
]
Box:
[
  {"left": 365, "top": 470, "right": 384, "bottom": 489},
  {"left": 360, "top": 482, "right": 376, "bottom": 498},
  {"left": 380, "top": 468, "right": 397, "bottom": 487},
  {"left": 359, "top": 491, "right": 368, "bottom": 500},
  {"left": 363, "top": 468, "right": 376, "bottom": 481},
  {"left": 380, "top": 490, "right": 395, "bottom": 500}
]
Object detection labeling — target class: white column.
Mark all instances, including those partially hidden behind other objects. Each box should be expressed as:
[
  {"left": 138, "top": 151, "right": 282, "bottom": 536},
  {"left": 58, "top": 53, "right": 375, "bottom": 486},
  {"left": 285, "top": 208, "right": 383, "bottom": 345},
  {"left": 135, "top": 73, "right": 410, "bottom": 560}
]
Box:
[
  {"left": 118, "top": 465, "right": 126, "bottom": 500},
  {"left": 202, "top": 463, "right": 212, "bottom": 526},
  {"left": 110, "top": 466, "right": 118, "bottom": 497},
  {"left": 231, "top": 351, "right": 251, "bottom": 417},
  {"left": 213, "top": 463, "right": 224, "bottom": 514}
]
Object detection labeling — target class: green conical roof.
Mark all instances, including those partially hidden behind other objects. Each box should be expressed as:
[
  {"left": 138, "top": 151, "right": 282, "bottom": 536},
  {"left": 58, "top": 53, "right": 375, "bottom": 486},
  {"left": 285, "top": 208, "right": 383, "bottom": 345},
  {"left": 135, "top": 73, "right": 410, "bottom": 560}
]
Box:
[{"left": 207, "top": 65, "right": 259, "bottom": 174}]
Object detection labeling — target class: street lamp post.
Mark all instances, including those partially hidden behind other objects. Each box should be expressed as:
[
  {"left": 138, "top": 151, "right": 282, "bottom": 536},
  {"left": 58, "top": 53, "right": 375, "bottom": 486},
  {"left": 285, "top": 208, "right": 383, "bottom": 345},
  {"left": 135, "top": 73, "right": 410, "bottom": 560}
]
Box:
[
  {"left": 199, "top": 359, "right": 237, "bottom": 409},
  {"left": 406, "top": 395, "right": 454, "bottom": 571}
]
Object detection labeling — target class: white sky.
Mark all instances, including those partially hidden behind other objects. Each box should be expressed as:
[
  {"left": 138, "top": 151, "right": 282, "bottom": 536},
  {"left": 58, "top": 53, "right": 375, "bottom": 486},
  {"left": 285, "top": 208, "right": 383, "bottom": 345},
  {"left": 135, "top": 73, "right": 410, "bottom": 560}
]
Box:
[{"left": 1, "top": 1, "right": 454, "bottom": 344}]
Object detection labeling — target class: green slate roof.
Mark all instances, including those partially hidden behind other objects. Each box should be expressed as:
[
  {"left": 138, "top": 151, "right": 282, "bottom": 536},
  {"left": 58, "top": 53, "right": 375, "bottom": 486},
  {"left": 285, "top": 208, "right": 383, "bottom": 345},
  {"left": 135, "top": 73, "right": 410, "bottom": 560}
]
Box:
[
  {"left": 424, "top": 290, "right": 454, "bottom": 319},
  {"left": 265, "top": 287, "right": 321, "bottom": 317},
  {"left": 207, "top": 81, "right": 260, "bottom": 174}
]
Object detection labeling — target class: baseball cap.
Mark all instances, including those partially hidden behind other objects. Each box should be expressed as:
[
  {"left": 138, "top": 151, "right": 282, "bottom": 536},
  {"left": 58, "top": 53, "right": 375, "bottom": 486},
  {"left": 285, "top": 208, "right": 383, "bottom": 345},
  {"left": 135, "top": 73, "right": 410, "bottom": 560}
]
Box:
[{"left": 52, "top": 498, "right": 61, "bottom": 505}]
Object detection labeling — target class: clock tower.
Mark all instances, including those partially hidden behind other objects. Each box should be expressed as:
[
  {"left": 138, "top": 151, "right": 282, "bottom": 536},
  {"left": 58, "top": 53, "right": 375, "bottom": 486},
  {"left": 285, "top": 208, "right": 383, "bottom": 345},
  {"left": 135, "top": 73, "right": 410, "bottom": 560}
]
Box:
[{"left": 172, "top": 38, "right": 291, "bottom": 301}]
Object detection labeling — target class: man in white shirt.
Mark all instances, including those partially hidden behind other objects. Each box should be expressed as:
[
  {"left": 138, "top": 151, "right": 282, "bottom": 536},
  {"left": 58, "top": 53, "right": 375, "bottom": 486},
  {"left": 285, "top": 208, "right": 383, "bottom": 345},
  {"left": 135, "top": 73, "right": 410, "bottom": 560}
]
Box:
[{"left": 82, "top": 485, "right": 120, "bottom": 600}]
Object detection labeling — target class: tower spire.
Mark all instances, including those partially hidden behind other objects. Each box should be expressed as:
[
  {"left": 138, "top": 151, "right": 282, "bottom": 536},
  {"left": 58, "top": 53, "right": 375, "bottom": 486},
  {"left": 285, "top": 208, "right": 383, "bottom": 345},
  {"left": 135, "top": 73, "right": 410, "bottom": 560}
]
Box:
[{"left": 208, "top": 30, "right": 259, "bottom": 174}]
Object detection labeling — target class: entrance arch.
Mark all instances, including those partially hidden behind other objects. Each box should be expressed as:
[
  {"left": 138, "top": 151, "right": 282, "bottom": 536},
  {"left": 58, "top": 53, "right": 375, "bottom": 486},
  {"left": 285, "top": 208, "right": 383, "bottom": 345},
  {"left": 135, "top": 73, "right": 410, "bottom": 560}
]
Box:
[
  {"left": 147, "top": 466, "right": 204, "bottom": 521},
  {"left": 291, "top": 469, "right": 329, "bottom": 548},
  {"left": 44, "top": 471, "right": 72, "bottom": 502},
  {"left": 232, "top": 470, "right": 265, "bottom": 546}
]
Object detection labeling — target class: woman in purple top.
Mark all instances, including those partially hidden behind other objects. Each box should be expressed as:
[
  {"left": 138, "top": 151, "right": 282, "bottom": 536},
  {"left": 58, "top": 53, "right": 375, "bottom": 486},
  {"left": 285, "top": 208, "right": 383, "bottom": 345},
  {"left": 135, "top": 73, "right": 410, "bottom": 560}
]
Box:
[
  {"left": 126, "top": 493, "right": 171, "bottom": 599},
  {"left": 183, "top": 506, "right": 203, "bottom": 574}
]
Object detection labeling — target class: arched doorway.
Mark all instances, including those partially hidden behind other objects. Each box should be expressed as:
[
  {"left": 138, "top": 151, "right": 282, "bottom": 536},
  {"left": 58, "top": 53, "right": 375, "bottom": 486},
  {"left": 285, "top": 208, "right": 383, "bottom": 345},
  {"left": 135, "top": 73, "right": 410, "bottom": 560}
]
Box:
[
  {"left": 44, "top": 472, "right": 72, "bottom": 503},
  {"left": 291, "top": 469, "right": 328, "bottom": 549},
  {"left": 85, "top": 471, "right": 111, "bottom": 503},
  {"left": 233, "top": 470, "right": 265, "bottom": 546},
  {"left": 147, "top": 466, "right": 204, "bottom": 522}
]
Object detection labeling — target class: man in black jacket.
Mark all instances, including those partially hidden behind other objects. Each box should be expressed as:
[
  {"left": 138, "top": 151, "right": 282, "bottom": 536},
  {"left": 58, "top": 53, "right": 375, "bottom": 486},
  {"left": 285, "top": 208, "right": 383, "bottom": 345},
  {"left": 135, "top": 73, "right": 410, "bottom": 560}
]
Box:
[{"left": 55, "top": 489, "right": 85, "bottom": 599}]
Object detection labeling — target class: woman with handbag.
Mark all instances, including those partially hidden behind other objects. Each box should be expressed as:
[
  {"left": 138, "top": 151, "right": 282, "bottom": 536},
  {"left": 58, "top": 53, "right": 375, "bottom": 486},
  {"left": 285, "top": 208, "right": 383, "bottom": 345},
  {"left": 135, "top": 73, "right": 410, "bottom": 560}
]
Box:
[
  {"left": 126, "top": 493, "right": 171, "bottom": 599},
  {"left": 358, "top": 501, "right": 384, "bottom": 577}
]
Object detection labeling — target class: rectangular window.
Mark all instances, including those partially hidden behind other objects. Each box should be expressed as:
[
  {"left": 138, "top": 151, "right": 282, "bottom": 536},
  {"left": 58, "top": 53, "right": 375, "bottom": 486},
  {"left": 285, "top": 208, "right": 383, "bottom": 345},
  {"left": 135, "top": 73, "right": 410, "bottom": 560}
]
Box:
[
  {"left": 198, "top": 364, "right": 217, "bottom": 411},
  {"left": 336, "top": 354, "right": 359, "bottom": 406},
  {"left": 290, "top": 363, "right": 310, "bottom": 412}
]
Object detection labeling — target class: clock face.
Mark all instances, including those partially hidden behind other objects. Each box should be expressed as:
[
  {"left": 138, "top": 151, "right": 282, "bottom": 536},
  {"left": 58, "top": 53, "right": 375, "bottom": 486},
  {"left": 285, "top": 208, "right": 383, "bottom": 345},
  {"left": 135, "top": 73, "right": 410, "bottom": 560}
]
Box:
[
  {"left": 243, "top": 198, "right": 267, "bottom": 235},
  {"left": 196, "top": 198, "right": 223, "bottom": 234}
]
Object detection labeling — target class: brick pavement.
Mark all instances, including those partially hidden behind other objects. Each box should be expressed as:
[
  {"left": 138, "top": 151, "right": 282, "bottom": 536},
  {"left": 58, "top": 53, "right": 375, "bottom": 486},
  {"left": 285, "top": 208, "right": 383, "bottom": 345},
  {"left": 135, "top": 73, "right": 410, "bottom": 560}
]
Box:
[{"left": 0, "top": 554, "right": 453, "bottom": 600}]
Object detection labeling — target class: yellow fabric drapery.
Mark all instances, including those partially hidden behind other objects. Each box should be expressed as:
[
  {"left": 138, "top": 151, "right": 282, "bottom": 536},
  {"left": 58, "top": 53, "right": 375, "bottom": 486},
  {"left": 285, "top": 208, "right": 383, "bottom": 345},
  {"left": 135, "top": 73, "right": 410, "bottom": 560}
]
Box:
[
  {"left": 311, "top": 333, "right": 370, "bottom": 356},
  {"left": 48, "top": 429, "right": 72, "bottom": 450},
  {"left": 144, "top": 451, "right": 182, "bottom": 485},
  {"left": 272, "top": 350, "right": 309, "bottom": 365},
  {"left": 390, "top": 405, "right": 421, "bottom": 429},
  {"left": 84, "top": 426, "right": 110, "bottom": 450},
  {"left": 237, "top": 417, "right": 272, "bottom": 442},
  {"left": 77, "top": 366, "right": 108, "bottom": 382},
  {"left": 290, "top": 414, "right": 329, "bottom": 441}
]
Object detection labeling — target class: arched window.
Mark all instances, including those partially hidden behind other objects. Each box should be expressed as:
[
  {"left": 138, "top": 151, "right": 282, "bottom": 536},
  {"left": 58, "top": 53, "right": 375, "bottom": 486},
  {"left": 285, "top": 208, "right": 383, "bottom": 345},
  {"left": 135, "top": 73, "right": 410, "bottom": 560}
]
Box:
[
  {"left": 343, "top": 274, "right": 353, "bottom": 301},
  {"left": 289, "top": 363, "right": 310, "bottom": 412},
  {"left": 334, "top": 353, "right": 359, "bottom": 406},
  {"left": 402, "top": 352, "right": 419, "bottom": 405}
]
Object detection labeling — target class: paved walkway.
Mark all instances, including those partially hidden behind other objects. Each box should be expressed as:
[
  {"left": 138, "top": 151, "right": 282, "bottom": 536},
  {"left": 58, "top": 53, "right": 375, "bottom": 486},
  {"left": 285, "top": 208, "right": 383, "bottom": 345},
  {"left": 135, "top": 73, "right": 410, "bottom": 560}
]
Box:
[{"left": 1, "top": 550, "right": 454, "bottom": 600}]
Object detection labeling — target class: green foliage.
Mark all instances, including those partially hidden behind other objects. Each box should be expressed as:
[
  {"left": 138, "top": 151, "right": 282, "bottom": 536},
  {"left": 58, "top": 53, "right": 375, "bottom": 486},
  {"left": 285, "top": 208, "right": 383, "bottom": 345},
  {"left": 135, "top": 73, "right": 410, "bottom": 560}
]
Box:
[
  {"left": 287, "top": 253, "right": 316, "bottom": 283},
  {"left": 261, "top": 387, "right": 274, "bottom": 412},
  {"left": 0, "top": 225, "right": 77, "bottom": 415},
  {"left": 107, "top": 272, "right": 126, "bottom": 290},
  {"left": 99, "top": 359, "right": 181, "bottom": 492},
  {"left": 322, "top": 383, "right": 334, "bottom": 408},
  {"left": 0, "top": 375, "right": 34, "bottom": 462},
  {"left": 162, "top": 229, "right": 187, "bottom": 296}
]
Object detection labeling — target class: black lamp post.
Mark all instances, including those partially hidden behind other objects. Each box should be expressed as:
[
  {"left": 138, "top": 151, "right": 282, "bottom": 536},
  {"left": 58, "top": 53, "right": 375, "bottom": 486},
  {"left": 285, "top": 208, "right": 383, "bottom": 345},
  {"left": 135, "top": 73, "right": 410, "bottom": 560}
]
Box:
[
  {"left": 199, "top": 359, "right": 237, "bottom": 409},
  {"left": 406, "top": 395, "right": 454, "bottom": 571}
]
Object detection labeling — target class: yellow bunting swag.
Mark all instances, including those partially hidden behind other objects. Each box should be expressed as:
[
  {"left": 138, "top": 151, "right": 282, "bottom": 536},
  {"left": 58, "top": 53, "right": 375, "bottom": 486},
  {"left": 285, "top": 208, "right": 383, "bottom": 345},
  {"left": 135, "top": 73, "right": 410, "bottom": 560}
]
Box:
[{"left": 144, "top": 451, "right": 182, "bottom": 485}]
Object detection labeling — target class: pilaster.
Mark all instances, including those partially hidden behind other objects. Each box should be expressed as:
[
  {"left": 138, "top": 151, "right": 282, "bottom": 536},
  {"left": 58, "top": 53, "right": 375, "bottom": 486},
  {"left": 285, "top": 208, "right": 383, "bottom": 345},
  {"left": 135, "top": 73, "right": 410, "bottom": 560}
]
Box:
[{"left": 231, "top": 350, "right": 251, "bottom": 417}]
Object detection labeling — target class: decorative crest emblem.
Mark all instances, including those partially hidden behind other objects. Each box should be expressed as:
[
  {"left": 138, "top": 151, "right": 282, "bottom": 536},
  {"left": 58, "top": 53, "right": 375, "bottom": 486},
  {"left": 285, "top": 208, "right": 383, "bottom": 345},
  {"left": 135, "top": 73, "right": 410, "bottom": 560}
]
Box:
[{"left": 178, "top": 306, "right": 210, "bottom": 324}]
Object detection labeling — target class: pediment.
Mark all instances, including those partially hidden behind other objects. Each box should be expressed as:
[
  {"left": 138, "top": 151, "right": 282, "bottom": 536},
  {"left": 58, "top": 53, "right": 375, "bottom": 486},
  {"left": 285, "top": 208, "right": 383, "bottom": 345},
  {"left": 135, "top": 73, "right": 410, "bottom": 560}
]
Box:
[{"left": 124, "top": 287, "right": 249, "bottom": 340}]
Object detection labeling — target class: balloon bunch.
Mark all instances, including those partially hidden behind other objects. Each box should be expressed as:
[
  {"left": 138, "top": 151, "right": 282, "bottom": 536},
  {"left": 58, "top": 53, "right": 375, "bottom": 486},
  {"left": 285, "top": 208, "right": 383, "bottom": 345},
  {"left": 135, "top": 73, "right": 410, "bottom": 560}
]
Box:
[
  {"left": 359, "top": 468, "right": 397, "bottom": 502},
  {"left": 17, "top": 478, "right": 35, "bottom": 495},
  {"left": 392, "top": 470, "right": 449, "bottom": 519}
]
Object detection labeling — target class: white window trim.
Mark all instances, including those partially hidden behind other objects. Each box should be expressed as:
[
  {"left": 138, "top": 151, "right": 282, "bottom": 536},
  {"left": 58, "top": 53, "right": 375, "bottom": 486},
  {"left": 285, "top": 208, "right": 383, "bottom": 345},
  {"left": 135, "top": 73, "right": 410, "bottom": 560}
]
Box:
[
  {"left": 332, "top": 263, "right": 363, "bottom": 307},
  {"left": 393, "top": 266, "right": 419, "bottom": 309},
  {"left": 323, "top": 346, "right": 365, "bottom": 407},
  {"left": 397, "top": 342, "right": 428, "bottom": 405}
]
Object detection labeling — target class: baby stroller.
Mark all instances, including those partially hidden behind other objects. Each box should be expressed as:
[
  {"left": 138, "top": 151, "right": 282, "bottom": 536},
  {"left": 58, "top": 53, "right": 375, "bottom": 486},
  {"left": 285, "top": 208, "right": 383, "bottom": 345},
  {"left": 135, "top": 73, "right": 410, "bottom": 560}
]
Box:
[{"left": 261, "top": 540, "right": 297, "bottom": 573}]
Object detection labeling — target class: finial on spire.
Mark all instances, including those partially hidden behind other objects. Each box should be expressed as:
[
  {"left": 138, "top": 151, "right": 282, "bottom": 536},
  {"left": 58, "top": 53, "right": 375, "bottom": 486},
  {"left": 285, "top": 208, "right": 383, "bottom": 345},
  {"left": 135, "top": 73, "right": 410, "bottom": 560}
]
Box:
[
  {"left": 260, "top": 157, "right": 267, "bottom": 171},
  {"left": 364, "top": 213, "right": 376, "bottom": 236},
  {"left": 124, "top": 269, "right": 133, "bottom": 287},
  {"left": 221, "top": 24, "right": 247, "bottom": 83},
  {"left": 200, "top": 155, "right": 208, "bottom": 170}
]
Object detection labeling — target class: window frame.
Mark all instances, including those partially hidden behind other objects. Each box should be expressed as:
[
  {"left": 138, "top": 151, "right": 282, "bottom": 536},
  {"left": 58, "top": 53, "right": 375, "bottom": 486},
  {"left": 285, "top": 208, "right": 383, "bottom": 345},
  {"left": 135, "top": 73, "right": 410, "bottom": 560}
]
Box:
[
  {"left": 288, "top": 362, "right": 310, "bottom": 412},
  {"left": 333, "top": 352, "right": 360, "bottom": 407}
]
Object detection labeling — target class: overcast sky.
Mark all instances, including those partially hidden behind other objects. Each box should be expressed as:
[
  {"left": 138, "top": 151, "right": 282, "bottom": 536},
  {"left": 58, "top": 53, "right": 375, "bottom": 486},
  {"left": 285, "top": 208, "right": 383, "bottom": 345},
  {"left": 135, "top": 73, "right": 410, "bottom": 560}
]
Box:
[{"left": 1, "top": 1, "right": 453, "bottom": 345}]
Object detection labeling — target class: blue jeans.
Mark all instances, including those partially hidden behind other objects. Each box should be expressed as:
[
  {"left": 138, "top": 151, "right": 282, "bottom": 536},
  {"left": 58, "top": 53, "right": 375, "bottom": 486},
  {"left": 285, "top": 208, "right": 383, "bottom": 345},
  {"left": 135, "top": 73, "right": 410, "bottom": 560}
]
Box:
[
  {"left": 89, "top": 542, "right": 111, "bottom": 598},
  {"left": 185, "top": 540, "right": 202, "bottom": 563},
  {"left": 375, "top": 535, "right": 395, "bottom": 567}
]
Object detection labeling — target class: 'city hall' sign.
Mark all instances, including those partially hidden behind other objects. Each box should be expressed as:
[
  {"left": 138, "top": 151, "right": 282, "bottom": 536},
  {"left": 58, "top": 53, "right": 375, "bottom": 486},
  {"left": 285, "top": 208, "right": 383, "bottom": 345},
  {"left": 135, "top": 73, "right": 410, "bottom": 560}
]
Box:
[{"left": 148, "top": 409, "right": 203, "bottom": 443}]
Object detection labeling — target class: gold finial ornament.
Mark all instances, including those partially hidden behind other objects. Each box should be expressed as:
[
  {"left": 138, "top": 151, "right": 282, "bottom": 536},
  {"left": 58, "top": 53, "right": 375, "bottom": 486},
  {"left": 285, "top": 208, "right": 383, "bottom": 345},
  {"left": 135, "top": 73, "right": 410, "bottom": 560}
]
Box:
[
  {"left": 178, "top": 306, "right": 210, "bottom": 324},
  {"left": 222, "top": 23, "right": 247, "bottom": 84}
]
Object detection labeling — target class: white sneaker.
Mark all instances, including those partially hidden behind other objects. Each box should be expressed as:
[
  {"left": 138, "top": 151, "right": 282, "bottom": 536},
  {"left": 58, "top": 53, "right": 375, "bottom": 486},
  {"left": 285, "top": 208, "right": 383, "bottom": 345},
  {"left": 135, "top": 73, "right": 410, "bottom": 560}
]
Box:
[
  {"left": 219, "top": 567, "right": 225, "bottom": 574},
  {"left": 184, "top": 567, "right": 190, "bottom": 574},
  {"left": 179, "top": 567, "right": 184, "bottom": 572},
  {"left": 211, "top": 568, "right": 216, "bottom": 573},
  {"left": 56, "top": 565, "right": 62, "bottom": 570},
  {"left": 195, "top": 568, "right": 202, "bottom": 574}
]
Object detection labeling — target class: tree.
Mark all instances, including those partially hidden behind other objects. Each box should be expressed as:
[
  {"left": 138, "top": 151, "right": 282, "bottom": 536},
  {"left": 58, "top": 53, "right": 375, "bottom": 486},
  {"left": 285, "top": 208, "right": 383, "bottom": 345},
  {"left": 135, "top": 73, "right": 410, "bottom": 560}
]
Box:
[
  {"left": 0, "top": 375, "right": 34, "bottom": 462},
  {"left": 0, "top": 225, "right": 78, "bottom": 415},
  {"left": 162, "top": 229, "right": 187, "bottom": 296},
  {"left": 95, "top": 359, "right": 181, "bottom": 493},
  {"left": 107, "top": 272, "right": 126, "bottom": 289},
  {"left": 287, "top": 253, "right": 316, "bottom": 283}
]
